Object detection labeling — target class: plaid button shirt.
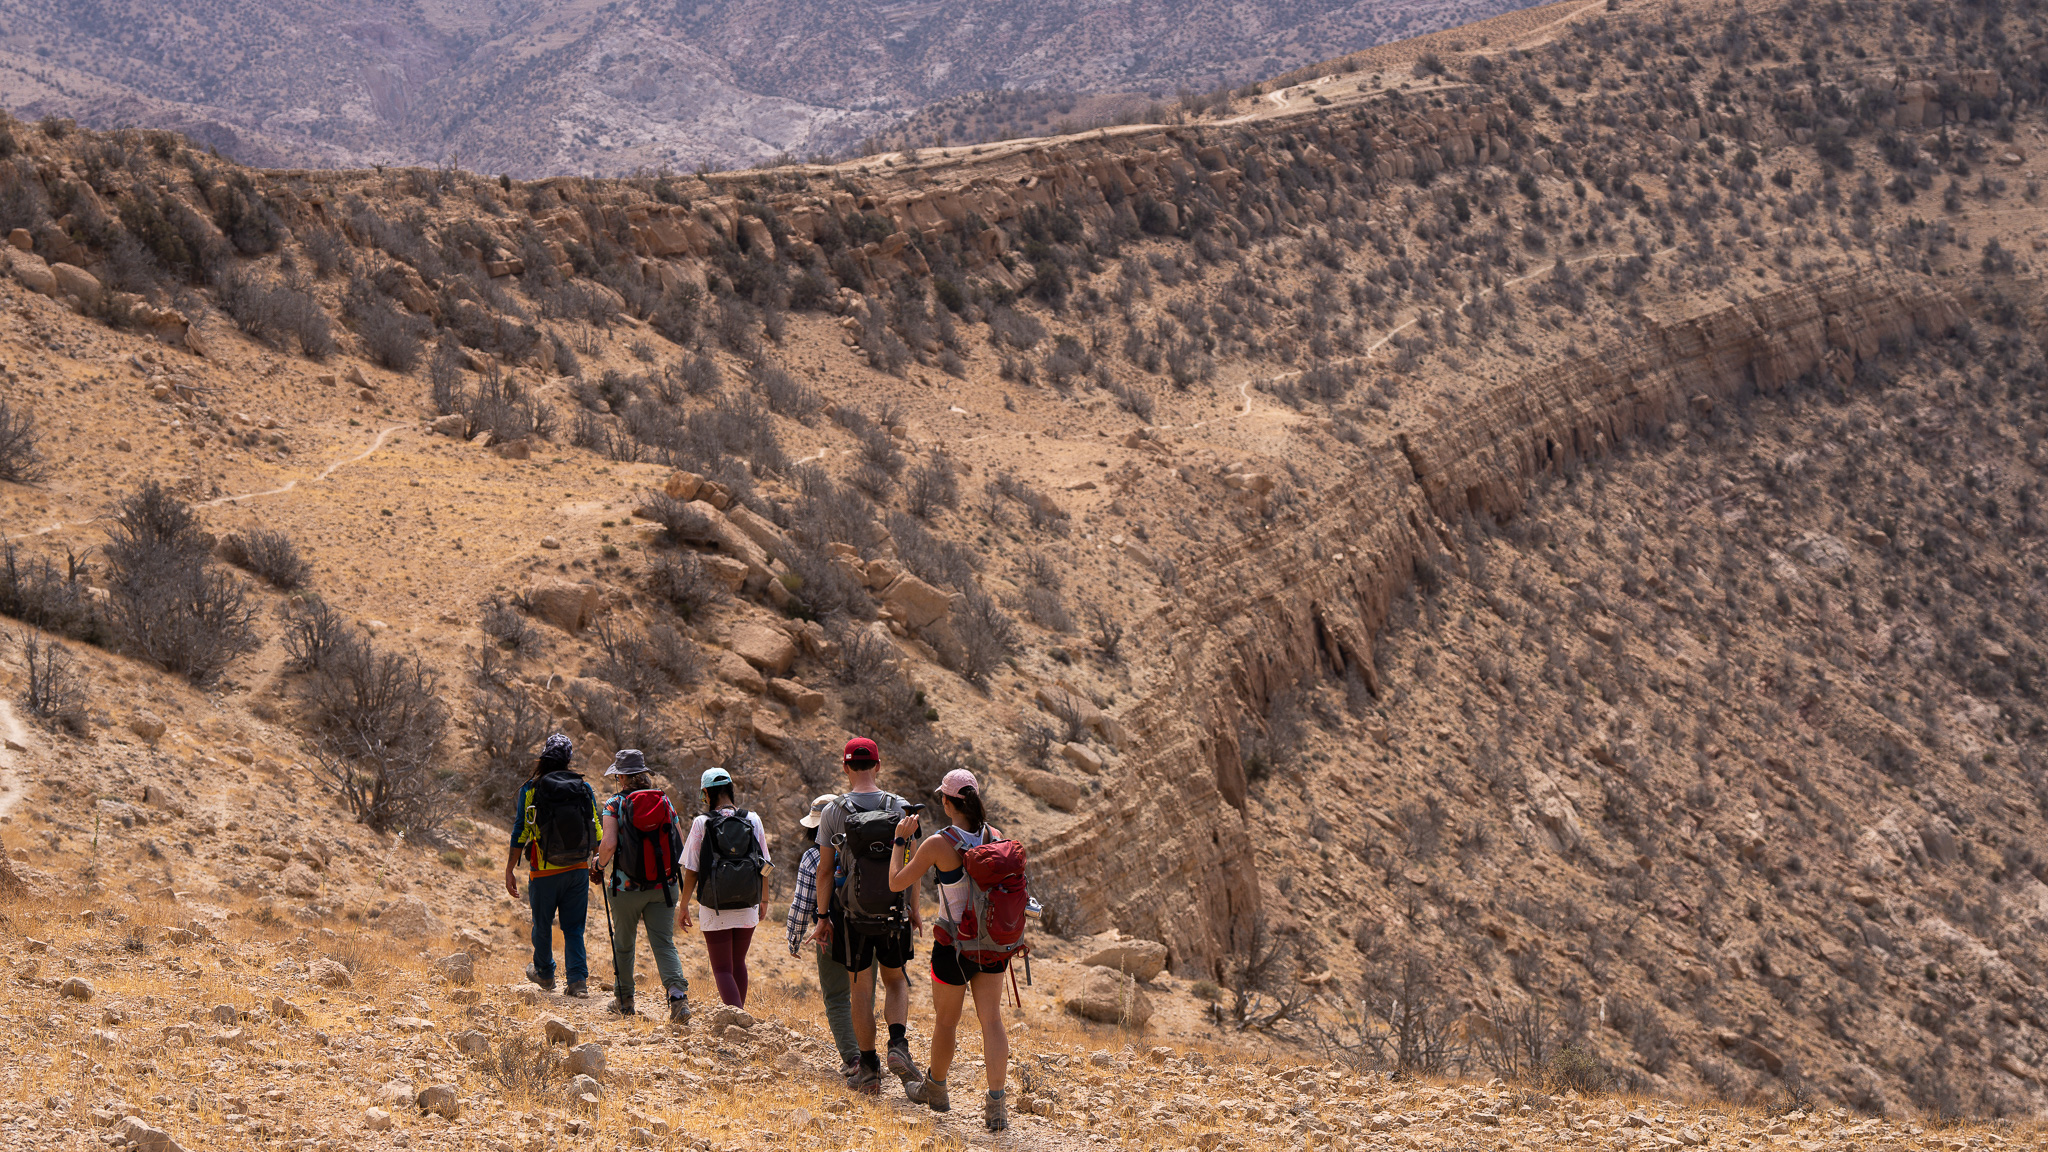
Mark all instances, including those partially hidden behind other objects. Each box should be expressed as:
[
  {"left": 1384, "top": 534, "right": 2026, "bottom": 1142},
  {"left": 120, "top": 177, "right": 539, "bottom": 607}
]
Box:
[{"left": 785, "top": 845, "right": 821, "bottom": 957}]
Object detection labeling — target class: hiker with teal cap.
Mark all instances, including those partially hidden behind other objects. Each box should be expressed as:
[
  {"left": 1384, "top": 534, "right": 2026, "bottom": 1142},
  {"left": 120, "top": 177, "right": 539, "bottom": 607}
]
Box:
[{"left": 677, "top": 765, "right": 772, "bottom": 1007}]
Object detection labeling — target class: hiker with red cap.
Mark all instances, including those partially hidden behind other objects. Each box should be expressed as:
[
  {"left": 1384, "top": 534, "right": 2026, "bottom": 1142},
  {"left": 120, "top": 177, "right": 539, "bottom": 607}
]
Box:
[
  {"left": 813, "top": 737, "right": 925, "bottom": 1096},
  {"left": 889, "top": 767, "right": 1028, "bottom": 1132}
]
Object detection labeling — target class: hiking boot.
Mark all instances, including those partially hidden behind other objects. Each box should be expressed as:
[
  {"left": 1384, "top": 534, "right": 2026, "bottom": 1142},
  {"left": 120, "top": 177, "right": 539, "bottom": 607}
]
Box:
[
  {"left": 666, "top": 990, "right": 692, "bottom": 1025},
  {"left": 848, "top": 1062, "right": 882, "bottom": 1096},
  {"left": 524, "top": 964, "right": 555, "bottom": 992},
  {"left": 607, "top": 994, "right": 635, "bottom": 1017},
  {"left": 838, "top": 1058, "right": 860, "bottom": 1085},
  {"left": 907, "top": 1075, "right": 950, "bottom": 1113},
  {"left": 564, "top": 980, "right": 589, "bottom": 998},
  {"left": 984, "top": 1089, "right": 1009, "bottom": 1132},
  {"left": 886, "top": 1039, "right": 922, "bottom": 1090}
]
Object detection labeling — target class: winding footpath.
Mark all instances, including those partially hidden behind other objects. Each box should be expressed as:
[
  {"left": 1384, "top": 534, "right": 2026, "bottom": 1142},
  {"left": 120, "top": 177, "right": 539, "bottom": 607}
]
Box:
[{"left": 2, "top": 424, "right": 409, "bottom": 544}]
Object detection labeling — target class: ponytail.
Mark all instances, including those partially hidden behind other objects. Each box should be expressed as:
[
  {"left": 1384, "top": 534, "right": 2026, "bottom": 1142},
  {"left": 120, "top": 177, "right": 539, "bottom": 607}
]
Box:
[{"left": 951, "top": 785, "right": 986, "bottom": 835}]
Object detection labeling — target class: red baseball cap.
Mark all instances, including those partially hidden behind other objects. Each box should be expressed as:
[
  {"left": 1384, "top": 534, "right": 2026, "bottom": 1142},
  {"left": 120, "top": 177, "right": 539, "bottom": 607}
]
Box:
[{"left": 843, "top": 737, "right": 880, "bottom": 765}]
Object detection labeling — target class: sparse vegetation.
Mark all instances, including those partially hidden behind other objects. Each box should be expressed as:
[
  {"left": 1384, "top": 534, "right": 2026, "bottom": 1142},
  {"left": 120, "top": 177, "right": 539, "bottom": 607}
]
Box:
[
  {"left": 0, "top": 398, "right": 45, "bottom": 483},
  {"left": 102, "top": 482, "right": 258, "bottom": 685},
  {"left": 218, "top": 527, "right": 311, "bottom": 589}
]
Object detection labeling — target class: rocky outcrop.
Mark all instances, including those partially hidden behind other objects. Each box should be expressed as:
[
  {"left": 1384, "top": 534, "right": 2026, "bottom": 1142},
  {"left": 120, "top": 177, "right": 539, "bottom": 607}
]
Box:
[{"left": 1032, "top": 269, "right": 1961, "bottom": 973}]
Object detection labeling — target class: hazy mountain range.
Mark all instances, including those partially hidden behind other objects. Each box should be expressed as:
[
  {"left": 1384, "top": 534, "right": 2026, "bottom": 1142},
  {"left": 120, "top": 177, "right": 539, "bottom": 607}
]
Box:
[{"left": 0, "top": 0, "right": 1539, "bottom": 174}]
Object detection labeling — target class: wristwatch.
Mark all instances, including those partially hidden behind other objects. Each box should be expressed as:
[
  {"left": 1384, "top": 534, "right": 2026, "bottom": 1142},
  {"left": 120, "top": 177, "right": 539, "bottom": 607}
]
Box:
[{"left": 893, "top": 836, "right": 912, "bottom": 847}]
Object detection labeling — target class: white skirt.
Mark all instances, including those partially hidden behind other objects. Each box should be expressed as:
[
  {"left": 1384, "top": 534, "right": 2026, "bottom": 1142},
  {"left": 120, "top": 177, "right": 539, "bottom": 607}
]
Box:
[{"left": 695, "top": 902, "right": 760, "bottom": 932}]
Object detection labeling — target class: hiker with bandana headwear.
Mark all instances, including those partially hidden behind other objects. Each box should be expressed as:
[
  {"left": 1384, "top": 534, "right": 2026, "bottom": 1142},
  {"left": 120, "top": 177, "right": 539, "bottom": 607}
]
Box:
[{"left": 506, "top": 734, "right": 601, "bottom": 997}]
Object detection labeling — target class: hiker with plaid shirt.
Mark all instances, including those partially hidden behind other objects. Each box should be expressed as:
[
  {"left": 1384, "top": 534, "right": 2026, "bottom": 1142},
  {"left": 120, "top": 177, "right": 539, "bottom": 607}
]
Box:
[{"left": 786, "top": 793, "right": 866, "bottom": 1082}]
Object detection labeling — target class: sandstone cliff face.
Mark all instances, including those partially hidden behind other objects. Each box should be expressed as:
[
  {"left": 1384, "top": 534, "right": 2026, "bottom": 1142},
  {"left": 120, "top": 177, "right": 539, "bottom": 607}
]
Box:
[{"left": 1034, "top": 269, "right": 1964, "bottom": 971}]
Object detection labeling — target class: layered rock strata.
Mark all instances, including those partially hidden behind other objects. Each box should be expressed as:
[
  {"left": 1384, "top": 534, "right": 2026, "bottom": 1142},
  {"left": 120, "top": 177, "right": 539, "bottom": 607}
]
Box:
[{"left": 1032, "top": 267, "right": 1963, "bottom": 970}]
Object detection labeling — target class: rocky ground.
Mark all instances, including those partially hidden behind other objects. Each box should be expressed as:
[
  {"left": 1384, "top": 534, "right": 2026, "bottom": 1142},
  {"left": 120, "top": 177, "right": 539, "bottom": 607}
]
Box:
[{"left": 0, "top": 880, "right": 2027, "bottom": 1151}]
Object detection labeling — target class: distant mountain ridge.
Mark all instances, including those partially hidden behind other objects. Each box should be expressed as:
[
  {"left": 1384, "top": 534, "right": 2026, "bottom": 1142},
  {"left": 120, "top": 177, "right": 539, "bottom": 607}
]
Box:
[{"left": 0, "top": 0, "right": 1541, "bottom": 174}]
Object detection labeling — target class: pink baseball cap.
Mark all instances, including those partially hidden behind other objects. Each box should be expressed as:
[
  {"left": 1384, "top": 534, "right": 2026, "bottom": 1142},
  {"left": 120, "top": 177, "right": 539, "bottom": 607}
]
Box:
[{"left": 938, "top": 768, "right": 979, "bottom": 798}]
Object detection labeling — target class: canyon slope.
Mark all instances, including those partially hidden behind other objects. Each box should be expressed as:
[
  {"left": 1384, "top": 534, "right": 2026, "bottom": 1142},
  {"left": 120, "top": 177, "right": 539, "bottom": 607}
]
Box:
[{"left": 0, "top": 0, "right": 2046, "bottom": 1142}]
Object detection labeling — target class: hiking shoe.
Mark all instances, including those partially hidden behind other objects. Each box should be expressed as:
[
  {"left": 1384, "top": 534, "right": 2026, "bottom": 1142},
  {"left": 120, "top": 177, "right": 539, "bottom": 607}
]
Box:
[
  {"left": 524, "top": 964, "right": 555, "bottom": 992},
  {"left": 984, "top": 1089, "right": 1009, "bottom": 1132},
  {"left": 564, "top": 980, "right": 589, "bottom": 998},
  {"left": 607, "top": 995, "right": 635, "bottom": 1017},
  {"left": 886, "top": 1039, "right": 922, "bottom": 1089},
  {"left": 907, "top": 1075, "right": 950, "bottom": 1113},
  {"left": 838, "top": 1058, "right": 860, "bottom": 1084},
  {"left": 666, "top": 991, "right": 692, "bottom": 1025},
  {"left": 848, "top": 1063, "right": 882, "bottom": 1096}
]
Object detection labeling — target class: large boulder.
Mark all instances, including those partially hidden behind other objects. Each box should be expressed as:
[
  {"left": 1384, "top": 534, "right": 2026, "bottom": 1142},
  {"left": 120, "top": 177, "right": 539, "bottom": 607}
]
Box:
[
  {"left": 712, "top": 650, "right": 765, "bottom": 694},
  {"left": 1063, "top": 966, "right": 1153, "bottom": 1027},
  {"left": 724, "top": 504, "right": 795, "bottom": 566},
  {"left": 728, "top": 622, "right": 796, "bottom": 676},
  {"left": 379, "top": 896, "right": 442, "bottom": 940},
  {"left": 1009, "top": 768, "right": 1080, "bottom": 812},
  {"left": 50, "top": 262, "right": 101, "bottom": 302},
  {"left": 8, "top": 249, "right": 56, "bottom": 295},
  {"left": 880, "top": 573, "right": 956, "bottom": 629},
  {"left": 1079, "top": 936, "right": 1169, "bottom": 982},
  {"left": 523, "top": 580, "right": 601, "bottom": 633}
]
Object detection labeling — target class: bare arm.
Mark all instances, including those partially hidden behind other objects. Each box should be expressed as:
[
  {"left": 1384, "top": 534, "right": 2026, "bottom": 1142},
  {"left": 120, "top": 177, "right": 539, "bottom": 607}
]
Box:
[
  {"left": 889, "top": 832, "right": 954, "bottom": 892},
  {"left": 595, "top": 811, "right": 619, "bottom": 869},
  {"left": 504, "top": 841, "right": 523, "bottom": 898}
]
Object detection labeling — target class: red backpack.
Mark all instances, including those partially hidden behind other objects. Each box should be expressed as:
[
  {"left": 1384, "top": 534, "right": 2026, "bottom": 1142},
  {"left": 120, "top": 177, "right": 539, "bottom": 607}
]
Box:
[
  {"left": 937, "top": 828, "right": 1030, "bottom": 967},
  {"left": 615, "top": 790, "right": 680, "bottom": 897}
]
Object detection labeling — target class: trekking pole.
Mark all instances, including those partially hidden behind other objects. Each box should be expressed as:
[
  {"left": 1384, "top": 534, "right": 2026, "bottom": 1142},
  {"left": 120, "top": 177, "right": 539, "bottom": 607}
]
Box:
[{"left": 599, "top": 869, "right": 618, "bottom": 982}]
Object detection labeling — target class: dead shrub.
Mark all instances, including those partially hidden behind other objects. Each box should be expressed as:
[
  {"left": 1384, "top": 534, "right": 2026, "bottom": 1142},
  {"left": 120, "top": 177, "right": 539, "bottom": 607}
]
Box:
[
  {"left": 303, "top": 639, "right": 449, "bottom": 834},
  {"left": 0, "top": 397, "right": 45, "bottom": 483},
  {"left": 645, "top": 551, "right": 723, "bottom": 620},
  {"left": 16, "top": 627, "right": 88, "bottom": 736},
  {"left": 103, "top": 482, "right": 259, "bottom": 685},
  {"left": 280, "top": 596, "right": 353, "bottom": 673},
  {"left": 218, "top": 528, "right": 311, "bottom": 590}
]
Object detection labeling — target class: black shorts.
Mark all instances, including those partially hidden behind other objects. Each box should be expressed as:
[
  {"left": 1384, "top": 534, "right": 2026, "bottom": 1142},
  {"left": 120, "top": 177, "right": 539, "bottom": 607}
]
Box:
[
  {"left": 930, "top": 942, "right": 1010, "bottom": 986},
  {"left": 833, "top": 911, "right": 913, "bottom": 974}
]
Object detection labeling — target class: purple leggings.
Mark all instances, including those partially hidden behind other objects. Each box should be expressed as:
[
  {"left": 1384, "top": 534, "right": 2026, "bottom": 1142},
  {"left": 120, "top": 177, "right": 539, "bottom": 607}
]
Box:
[{"left": 703, "top": 925, "right": 755, "bottom": 1007}]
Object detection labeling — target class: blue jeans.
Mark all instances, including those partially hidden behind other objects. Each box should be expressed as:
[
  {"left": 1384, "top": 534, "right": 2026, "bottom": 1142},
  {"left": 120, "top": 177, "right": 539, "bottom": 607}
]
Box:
[{"left": 528, "top": 869, "right": 590, "bottom": 983}]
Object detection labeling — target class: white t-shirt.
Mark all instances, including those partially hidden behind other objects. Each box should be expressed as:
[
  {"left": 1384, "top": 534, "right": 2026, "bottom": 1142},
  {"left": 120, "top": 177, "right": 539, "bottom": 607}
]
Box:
[{"left": 683, "top": 808, "right": 771, "bottom": 932}]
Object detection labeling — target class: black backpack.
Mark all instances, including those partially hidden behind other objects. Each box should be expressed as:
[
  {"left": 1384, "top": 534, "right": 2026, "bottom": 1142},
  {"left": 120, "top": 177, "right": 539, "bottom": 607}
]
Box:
[
  {"left": 531, "top": 770, "right": 596, "bottom": 865},
  {"left": 839, "top": 800, "right": 906, "bottom": 929},
  {"left": 696, "top": 810, "right": 766, "bottom": 911},
  {"left": 615, "top": 789, "right": 682, "bottom": 899}
]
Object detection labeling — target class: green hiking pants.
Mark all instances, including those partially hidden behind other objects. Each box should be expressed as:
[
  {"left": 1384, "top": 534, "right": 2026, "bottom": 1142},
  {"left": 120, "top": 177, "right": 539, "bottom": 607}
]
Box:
[
  {"left": 816, "top": 940, "right": 871, "bottom": 1067},
  {"left": 609, "top": 883, "right": 687, "bottom": 1003}
]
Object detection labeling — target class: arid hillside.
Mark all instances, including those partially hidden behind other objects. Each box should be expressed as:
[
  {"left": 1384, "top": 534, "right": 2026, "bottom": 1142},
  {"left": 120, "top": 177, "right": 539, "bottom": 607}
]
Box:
[
  {"left": 1, "top": 0, "right": 2047, "bottom": 1142},
  {"left": 0, "top": 0, "right": 1549, "bottom": 174}
]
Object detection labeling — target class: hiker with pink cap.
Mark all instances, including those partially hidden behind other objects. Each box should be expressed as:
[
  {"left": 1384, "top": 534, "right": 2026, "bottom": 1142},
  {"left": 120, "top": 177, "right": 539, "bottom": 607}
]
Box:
[{"left": 889, "top": 767, "right": 1031, "bottom": 1133}]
